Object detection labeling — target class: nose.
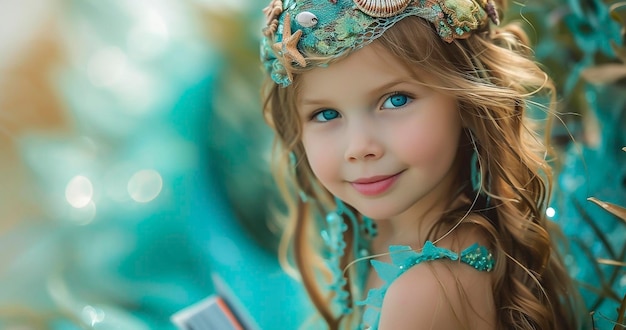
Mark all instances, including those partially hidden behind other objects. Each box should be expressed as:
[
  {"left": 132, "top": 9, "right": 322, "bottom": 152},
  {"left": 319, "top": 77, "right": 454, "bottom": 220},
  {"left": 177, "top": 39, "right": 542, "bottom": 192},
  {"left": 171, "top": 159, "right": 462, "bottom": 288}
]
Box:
[{"left": 344, "top": 119, "right": 384, "bottom": 162}]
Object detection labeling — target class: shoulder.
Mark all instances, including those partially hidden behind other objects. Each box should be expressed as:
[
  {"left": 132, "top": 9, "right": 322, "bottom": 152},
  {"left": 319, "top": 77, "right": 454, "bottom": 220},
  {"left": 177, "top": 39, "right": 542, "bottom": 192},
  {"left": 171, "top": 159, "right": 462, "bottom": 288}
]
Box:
[{"left": 378, "top": 258, "right": 496, "bottom": 329}]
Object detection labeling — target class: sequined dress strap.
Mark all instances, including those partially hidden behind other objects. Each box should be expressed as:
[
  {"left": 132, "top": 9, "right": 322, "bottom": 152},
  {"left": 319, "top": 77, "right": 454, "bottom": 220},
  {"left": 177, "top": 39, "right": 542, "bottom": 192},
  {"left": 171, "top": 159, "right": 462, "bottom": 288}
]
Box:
[{"left": 356, "top": 241, "right": 494, "bottom": 329}]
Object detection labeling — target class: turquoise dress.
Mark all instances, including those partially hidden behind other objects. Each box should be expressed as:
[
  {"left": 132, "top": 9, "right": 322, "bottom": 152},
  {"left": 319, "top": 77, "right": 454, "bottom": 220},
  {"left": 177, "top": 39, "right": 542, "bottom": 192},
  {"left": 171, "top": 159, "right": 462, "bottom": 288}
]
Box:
[{"left": 356, "top": 241, "right": 494, "bottom": 329}]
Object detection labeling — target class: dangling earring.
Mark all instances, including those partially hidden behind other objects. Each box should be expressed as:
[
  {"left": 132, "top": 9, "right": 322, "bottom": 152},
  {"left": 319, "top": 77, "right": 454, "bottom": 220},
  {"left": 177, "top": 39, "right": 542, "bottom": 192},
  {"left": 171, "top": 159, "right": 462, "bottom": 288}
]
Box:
[
  {"left": 323, "top": 198, "right": 377, "bottom": 259},
  {"left": 470, "top": 150, "right": 482, "bottom": 194},
  {"left": 322, "top": 197, "right": 378, "bottom": 315},
  {"left": 322, "top": 197, "right": 351, "bottom": 315},
  {"left": 289, "top": 151, "right": 299, "bottom": 176},
  {"left": 468, "top": 131, "right": 490, "bottom": 206}
]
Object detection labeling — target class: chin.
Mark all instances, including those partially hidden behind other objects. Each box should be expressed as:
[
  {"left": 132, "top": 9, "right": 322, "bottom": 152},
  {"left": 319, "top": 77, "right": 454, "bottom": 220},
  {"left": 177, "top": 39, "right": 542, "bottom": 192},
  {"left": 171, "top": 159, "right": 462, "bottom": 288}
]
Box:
[{"left": 349, "top": 202, "right": 397, "bottom": 221}]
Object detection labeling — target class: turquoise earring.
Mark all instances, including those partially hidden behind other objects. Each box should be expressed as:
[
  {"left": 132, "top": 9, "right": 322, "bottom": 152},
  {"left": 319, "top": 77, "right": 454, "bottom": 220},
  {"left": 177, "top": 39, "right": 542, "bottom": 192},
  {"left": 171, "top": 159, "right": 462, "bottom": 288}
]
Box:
[
  {"left": 322, "top": 197, "right": 377, "bottom": 315},
  {"left": 322, "top": 197, "right": 351, "bottom": 314},
  {"left": 471, "top": 150, "right": 482, "bottom": 193},
  {"left": 470, "top": 149, "right": 491, "bottom": 206}
]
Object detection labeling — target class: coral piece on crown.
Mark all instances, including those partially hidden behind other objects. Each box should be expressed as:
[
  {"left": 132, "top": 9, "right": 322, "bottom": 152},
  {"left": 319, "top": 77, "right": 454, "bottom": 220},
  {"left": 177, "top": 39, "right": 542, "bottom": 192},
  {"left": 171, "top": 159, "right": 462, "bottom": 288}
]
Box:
[{"left": 260, "top": 0, "right": 496, "bottom": 87}]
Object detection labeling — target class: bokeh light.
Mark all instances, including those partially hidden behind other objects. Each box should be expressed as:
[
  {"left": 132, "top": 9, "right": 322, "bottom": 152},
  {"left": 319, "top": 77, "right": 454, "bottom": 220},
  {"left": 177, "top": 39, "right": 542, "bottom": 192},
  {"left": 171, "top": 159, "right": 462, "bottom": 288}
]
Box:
[
  {"left": 127, "top": 169, "right": 163, "bottom": 203},
  {"left": 546, "top": 207, "right": 556, "bottom": 218},
  {"left": 65, "top": 175, "right": 94, "bottom": 208}
]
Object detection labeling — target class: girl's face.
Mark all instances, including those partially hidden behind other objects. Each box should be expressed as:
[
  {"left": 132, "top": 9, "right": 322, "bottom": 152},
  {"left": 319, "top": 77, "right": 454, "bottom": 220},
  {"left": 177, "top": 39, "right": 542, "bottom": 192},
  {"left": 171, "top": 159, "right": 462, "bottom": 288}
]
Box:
[{"left": 296, "top": 43, "right": 463, "bottom": 222}]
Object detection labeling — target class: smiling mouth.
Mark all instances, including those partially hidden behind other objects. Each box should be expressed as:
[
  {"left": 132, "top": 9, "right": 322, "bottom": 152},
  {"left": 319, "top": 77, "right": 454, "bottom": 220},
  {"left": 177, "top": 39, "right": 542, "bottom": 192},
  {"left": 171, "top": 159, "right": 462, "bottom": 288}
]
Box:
[{"left": 350, "top": 171, "right": 403, "bottom": 196}]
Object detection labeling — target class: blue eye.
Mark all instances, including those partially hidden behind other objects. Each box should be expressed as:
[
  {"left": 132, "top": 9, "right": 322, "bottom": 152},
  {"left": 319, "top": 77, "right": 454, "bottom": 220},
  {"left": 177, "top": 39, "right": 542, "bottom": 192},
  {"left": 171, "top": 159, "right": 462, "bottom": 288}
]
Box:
[
  {"left": 313, "top": 109, "right": 340, "bottom": 122},
  {"left": 382, "top": 93, "right": 411, "bottom": 109}
]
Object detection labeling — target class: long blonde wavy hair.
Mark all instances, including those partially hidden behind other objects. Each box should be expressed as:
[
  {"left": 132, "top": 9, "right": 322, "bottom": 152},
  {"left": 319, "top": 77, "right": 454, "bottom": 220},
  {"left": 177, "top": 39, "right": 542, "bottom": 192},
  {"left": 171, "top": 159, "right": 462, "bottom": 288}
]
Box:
[{"left": 262, "top": 3, "right": 584, "bottom": 329}]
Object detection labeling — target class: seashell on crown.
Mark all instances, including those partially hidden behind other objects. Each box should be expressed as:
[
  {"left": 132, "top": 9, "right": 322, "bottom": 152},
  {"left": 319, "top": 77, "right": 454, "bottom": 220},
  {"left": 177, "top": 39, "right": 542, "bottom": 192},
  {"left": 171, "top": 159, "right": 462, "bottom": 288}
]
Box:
[{"left": 354, "top": 0, "right": 411, "bottom": 18}]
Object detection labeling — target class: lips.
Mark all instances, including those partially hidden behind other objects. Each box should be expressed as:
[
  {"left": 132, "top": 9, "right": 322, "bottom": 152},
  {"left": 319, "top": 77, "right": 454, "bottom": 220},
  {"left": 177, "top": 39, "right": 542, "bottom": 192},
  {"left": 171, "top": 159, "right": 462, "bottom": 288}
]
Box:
[{"left": 350, "top": 171, "right": 403, "bottom": 196}]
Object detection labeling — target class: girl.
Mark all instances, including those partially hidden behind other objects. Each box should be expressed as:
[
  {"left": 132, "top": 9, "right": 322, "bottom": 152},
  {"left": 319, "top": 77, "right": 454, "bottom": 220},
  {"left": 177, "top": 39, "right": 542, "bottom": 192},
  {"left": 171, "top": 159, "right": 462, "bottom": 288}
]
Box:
[{"left": 260, "top": 0, "right": 584, "bottom": 329}]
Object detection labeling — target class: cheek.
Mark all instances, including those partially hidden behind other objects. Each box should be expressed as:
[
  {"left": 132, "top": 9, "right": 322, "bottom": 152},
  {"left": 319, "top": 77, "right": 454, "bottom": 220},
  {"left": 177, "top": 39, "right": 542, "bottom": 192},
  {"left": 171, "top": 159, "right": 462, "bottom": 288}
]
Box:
[
  {"left": 393, "top": 114, "right": 461, "bottom": 167},
  {"left": 302, "top": 133, "right": 339, "bottom": 188}
]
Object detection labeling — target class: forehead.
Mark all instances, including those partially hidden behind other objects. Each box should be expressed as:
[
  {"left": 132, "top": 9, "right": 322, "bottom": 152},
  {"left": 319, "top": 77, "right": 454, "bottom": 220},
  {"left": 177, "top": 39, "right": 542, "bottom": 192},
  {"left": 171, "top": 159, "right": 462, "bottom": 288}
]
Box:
[{"left": 297, "top": 43, "right": 425, "bottom": 100}]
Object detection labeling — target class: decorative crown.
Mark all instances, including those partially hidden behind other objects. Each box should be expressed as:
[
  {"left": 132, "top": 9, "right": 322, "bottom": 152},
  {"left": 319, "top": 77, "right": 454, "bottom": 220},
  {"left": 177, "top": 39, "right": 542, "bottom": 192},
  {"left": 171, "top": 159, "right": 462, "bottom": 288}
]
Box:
[{"left": 261, "top": 0, "right": 500, "bottom": 87}]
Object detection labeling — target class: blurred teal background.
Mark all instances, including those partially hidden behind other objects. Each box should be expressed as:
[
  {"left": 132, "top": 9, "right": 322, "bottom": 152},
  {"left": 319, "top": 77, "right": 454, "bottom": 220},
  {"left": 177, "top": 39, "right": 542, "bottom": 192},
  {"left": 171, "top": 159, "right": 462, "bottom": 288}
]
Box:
[
  {"left": 0, "top": 0, "right": 623, "bottom": 329},
  {"left": 0, "top": 0, "right": 311, "bottom": 328}
]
